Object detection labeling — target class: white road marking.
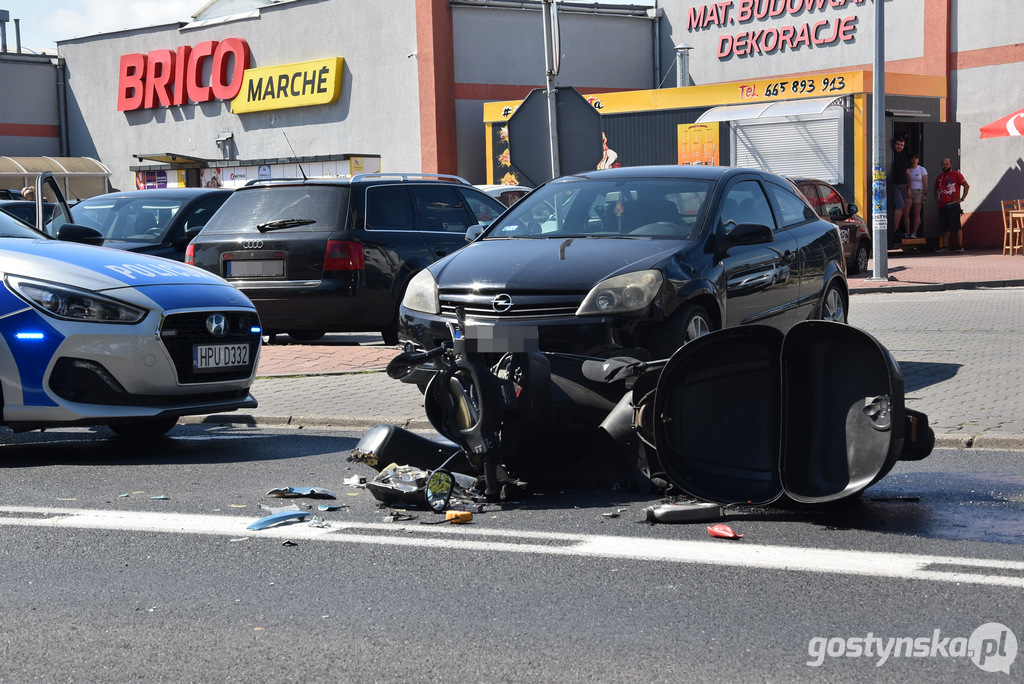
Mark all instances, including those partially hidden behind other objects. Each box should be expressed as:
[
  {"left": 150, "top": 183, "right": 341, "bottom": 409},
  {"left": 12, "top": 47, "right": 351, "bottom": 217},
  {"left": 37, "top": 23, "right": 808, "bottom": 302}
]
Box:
[{"left": 1, "top": 505, "right": 1022, "bottom": 589}]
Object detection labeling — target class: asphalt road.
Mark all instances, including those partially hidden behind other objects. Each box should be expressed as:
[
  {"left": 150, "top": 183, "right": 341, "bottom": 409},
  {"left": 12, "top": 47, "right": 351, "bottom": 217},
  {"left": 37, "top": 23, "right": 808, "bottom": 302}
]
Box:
[{"left": 0, "top": 424, "right": 1020, "bottom": 682}]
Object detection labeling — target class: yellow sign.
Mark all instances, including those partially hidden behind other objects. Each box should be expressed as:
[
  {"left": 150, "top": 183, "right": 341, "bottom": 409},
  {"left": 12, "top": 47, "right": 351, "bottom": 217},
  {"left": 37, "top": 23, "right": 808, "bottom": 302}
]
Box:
[{"left": 232, "top": 58, "right": 343, "bottom": 114}]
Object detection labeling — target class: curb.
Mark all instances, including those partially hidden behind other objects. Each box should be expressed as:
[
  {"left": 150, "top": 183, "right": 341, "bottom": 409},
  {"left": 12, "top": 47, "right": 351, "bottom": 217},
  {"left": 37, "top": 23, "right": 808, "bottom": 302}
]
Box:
[
  {"left": 181, "top": 414, "right": 1024, "bottom": 451},
  {"left": 849, "top": 279, "right": 1024, "bottom": 295}
]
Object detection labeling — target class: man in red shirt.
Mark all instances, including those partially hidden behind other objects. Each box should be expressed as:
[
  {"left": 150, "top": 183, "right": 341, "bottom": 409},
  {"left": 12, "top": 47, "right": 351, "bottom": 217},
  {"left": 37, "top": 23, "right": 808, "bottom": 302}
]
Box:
[{"left": 933, "top": 158, "right": 970, "bottom": 254}]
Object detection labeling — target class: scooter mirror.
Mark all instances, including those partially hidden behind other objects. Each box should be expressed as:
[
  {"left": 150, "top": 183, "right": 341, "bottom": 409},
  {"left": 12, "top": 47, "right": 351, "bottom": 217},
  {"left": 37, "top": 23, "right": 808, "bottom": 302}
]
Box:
[
  {"left": 424, "top": 470, "right": 454, "bottom": 512},
  {"left": 386, "top": 346, "right": 445, "bottom": 380}
]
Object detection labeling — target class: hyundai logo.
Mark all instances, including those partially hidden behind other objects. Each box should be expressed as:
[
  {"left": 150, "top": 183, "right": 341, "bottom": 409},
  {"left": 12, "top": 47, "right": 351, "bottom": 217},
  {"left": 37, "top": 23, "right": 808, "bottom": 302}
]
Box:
[
  {"left": 241, "top": 239, "right": 264, "bottom": 250},
  {"left": 491, "top": 294, "right": 513, "bottom": 313},
  {"left": 206, "top": 313, "right": 228, "bottom": 337}
]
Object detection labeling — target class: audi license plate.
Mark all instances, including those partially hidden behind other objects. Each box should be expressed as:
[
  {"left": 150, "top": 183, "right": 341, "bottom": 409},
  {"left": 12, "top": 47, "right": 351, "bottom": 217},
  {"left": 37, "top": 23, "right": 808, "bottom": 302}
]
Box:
[
  {"left": 226, "top": 259, "right": 284, "bottom": 277},
  {"left": 193, "top": 343, "right": 249, "bottom": 371}
]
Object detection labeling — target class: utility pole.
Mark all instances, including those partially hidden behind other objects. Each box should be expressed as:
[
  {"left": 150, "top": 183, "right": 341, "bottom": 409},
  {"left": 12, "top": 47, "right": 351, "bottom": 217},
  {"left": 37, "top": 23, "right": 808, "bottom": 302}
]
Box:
[
  {"left": 868, "top": 0, "right": 889, "bottom": 281},
  {"left": 542, "top": 0, "right": 560, "bottom": 179}
]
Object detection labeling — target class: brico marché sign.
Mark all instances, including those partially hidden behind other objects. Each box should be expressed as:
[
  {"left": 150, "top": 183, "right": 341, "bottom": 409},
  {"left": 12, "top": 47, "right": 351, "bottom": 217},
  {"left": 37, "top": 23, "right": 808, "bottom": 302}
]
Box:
[{"left": 117, "top": 38, "right": 342, "bottom": 114}]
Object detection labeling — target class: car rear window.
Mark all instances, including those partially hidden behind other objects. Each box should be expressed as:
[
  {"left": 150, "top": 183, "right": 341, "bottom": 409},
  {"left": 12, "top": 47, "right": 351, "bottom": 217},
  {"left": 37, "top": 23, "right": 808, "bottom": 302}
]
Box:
[{"left": 201, "top": 185, "right": 349, "bottom": 234}]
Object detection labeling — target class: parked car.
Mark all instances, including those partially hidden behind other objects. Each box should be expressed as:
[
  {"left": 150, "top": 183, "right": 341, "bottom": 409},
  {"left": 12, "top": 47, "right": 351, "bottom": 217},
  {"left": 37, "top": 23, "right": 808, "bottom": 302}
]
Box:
[
  {"left": 791, "top": 178, "right": 871, "bottom": 275},
  {"left": 476, "top": 184, "right": 532, "bottom": 207},
  {"left": 0, "top": 188, "right": 24, "bottom": 200},
  {"left": 187, "top": 173, "right": 507, "bottom": 344},
  {"left": 399, "top": 165, "right": 848, "bottom": 364},
  {"left": 0, "top": 173, "right": 261, "bottom": 438},
  {"left": 0, "top": 200, "right": 57, "bottom": 227},
  {"left": 69, "top": 188, "right": 232, "bottom": 260}
]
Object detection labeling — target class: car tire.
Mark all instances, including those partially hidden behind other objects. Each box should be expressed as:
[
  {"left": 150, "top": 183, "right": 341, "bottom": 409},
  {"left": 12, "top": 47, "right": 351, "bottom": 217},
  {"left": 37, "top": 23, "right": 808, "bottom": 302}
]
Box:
[
  {"left": 818, "top": 281, "right": 847, "bottom": 323},
  {"left": 287, "top": 330, "right": 325, "bottom": 342},
  {"left": 381, "top": 319, "right": 399, "bottom": 346},
  {"left": 849, "top": 240, "right": 870, "bottom": 276},
  {"left": 109, "top": 416, "right": 179, "bottom": 439},
  {"left": 653, "top": 303, "right": 714, "bottom": 359}
]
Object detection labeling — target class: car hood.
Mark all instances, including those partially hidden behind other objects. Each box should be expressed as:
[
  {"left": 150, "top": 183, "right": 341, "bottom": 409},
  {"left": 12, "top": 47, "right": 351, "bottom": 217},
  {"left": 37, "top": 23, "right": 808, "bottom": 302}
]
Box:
[
  {"left": 432, "top": 237, "right": 688, "bottom": 290},
  {"left": 0, "top": 239, "right": 240, "bottom": 308}
]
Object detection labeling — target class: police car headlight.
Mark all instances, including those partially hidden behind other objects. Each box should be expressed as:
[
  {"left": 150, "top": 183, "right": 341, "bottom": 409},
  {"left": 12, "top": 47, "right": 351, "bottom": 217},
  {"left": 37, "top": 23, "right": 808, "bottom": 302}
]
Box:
[
  {"left": 7, "top": 276, "right": 147, "bottom": 323},
  {"left": 403, "top": 269, "right": 440, "bottom": 315},
  {"left": 577, "top": 270, "right": 663, "bottom": 316}
]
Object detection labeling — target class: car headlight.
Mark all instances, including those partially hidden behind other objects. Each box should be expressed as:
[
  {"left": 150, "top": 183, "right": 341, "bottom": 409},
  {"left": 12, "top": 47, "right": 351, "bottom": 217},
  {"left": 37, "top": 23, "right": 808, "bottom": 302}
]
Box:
[
  {"left": 403, "top": 269, "right": 440, "bottom": 315},
  {"left": 576, "top": 270, "right": 663, "bottom": 316},
  {"left": 7, "top": 276, "right": 147, "bottom": 323}
]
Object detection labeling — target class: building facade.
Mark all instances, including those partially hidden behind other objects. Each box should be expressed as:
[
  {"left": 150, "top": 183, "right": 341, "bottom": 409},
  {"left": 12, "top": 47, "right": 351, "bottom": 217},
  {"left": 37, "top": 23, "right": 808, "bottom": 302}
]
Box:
[{"left": 0, "top": 0, "right": 1016, "bottom": 247}]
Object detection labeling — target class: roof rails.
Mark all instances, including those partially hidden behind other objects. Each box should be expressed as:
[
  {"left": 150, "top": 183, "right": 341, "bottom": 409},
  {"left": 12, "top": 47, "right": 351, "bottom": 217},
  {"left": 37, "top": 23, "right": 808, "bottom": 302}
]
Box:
[{"left": 350, "top": 172, "right": 471, "bottom": 185}]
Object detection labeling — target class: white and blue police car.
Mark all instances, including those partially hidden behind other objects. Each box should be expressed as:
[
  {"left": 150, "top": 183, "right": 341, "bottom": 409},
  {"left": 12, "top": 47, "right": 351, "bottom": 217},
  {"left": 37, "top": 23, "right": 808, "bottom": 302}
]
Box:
[{"left": 0, "top": 174, "right": 260, "bottom": 438}]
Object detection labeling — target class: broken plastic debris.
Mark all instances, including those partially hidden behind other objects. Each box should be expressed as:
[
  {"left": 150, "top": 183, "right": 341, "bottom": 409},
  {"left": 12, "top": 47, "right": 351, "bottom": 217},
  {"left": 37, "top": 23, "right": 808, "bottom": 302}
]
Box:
[
  {"left": 307, "top": 515, "right": 331, "bottom": 528},
  {"left": 645, "top": 502, "right": 725, "bottom": 524},
  {"left": 246, "top": 510, "right": 311, "bottom": 530},
  {"left": 150, "top": 495, "right": 170, "bottom": 500},
  {"left": 602, "top": 511, "right": 620, "bottom": 518},
  {"left": 282, "top": 540, "right": 298, "bottom": 546},
  {"left": 450, "top": 502, "right": 484, "bottom": 513},
  {"left": 119, "top": 493, "right": 130, "bottom": 498},
  {"left": 266, "top": 487, "right": 337, "bottom": 499},
  {"left": 343, "top": 475, "right": 366, "bottom": 486},
  {"left": 707, "top": 523, "right": 743, "bottom": 539},
  {"left": 229, "top": 537, "right": 249, "bottom": 543},
  {"left": 445, "top": 510, "right": 473, "bottom": 524},
  {"left": 317, "top": 504, "right": 349, "bottom": 511}
]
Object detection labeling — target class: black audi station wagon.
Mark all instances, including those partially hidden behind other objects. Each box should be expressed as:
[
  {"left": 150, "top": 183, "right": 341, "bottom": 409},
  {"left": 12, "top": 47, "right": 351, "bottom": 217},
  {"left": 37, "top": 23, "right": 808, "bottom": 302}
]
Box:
[
  {"left": 399, "top": 165, "right": 848, "bottom": 361},
  {"left": 188, "top": 173, "right": 506, "bottom": 343}
]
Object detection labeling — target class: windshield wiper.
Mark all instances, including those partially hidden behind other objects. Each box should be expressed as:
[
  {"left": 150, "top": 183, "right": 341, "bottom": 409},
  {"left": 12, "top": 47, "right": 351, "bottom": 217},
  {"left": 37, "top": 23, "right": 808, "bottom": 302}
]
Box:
[{"left": 256, "top": 218, "right": 315, "bottom": 233}]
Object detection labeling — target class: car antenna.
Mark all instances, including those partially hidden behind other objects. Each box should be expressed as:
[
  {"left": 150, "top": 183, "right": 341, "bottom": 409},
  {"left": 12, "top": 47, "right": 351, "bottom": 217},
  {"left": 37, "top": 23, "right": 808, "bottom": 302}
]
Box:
[{"left": 282, "top": 132, "right": 308, "bottom": 181}]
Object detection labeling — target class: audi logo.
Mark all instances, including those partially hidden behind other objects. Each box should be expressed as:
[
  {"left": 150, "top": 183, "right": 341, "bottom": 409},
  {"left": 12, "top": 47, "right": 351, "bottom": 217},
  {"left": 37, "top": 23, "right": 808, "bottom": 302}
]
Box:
[
  {"left": 491, "top": 293, "right": 513, "bottom": 313},
  {"left": 240, "top": 239, "right": 264, "bottom": 250}
]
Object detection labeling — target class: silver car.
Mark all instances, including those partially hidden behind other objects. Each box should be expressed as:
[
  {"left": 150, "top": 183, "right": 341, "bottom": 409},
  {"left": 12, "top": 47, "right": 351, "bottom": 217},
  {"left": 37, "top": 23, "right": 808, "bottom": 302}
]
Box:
[{"left": 0, "top": 174, "right": 261, "bottom": 438}]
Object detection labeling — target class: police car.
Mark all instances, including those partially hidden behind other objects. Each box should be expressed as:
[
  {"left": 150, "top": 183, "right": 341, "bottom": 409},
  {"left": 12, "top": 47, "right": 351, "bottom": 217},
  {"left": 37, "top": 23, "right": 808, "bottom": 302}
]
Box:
[{"left": 0, "top": 174, "right": 261, "bottom": 438}]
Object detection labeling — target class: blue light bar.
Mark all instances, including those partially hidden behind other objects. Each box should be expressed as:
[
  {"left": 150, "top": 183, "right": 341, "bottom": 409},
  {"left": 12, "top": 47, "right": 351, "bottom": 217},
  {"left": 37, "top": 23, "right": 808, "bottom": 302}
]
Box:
[{"left": 15, "top": 331, "right": 46, "bottom": 340}]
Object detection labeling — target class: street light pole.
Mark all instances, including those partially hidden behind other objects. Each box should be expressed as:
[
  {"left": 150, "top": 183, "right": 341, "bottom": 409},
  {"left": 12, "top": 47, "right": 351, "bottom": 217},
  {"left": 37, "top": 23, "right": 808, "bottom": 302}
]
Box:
[
  {"left": 542, "top": 0, "right": 560, "bottom": 179},
  {"left": 868, "top": 0, "right": 889, "bottom": 281}
]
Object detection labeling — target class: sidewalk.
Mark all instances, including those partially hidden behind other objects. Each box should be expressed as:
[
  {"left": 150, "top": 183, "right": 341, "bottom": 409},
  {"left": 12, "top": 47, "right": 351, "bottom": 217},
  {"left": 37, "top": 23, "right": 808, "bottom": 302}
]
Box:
[{"left": 200, "top": 248, "right": 1024, "bottom": 450}]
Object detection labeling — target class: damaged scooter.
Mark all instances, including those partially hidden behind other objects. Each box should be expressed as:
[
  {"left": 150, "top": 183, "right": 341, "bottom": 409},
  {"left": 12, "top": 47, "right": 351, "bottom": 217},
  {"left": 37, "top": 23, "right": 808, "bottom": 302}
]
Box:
[{"left": 351, "top": 319, "right": 935, "bottom": 510}]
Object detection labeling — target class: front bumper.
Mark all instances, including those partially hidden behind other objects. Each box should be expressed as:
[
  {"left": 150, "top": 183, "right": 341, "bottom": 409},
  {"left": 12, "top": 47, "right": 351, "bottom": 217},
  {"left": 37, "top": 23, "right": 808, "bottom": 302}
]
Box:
[{"left": 0, "top": 305, "right": 262, "bottom": 430}]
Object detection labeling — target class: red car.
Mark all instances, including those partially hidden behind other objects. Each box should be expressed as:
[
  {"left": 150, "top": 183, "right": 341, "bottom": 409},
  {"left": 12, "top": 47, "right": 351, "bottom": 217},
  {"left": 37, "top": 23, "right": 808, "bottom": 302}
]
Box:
[{"left": 792, "top": 178, "right": 871, "bottom": 275}]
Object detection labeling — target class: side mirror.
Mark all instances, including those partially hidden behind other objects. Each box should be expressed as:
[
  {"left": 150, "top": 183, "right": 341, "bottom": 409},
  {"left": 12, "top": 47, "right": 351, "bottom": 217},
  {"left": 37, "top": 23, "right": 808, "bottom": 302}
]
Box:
[
  {"left": 56, "top": 223, "right": 105, "bottom": 246},
  {"left": 465, "top": 224, "right": 485, "bottom": 242},
  {"left": 386, "top": 345, "right": 447, "bottom": 380},
  {"left": 423, "top": 470, "right": 454, "bottom": 512},
  {"left": 847, "top": 203, "right": 859, "bottom": 216},
  {"left": 173, "top": 225, "right": 204, "bottom": 249},
  {"left": 725, "top": 222, "right": 774, "bottom": 246}
]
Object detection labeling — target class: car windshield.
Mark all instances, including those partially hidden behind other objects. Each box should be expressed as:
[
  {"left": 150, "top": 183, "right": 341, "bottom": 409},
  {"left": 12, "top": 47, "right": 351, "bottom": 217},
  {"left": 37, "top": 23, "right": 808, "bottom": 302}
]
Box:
[
  {"left": 201, "top": 185, "right": 349, "bottom": 234},
  {"left": 72, "top": 196, "right": 188, "bottom": 243},
  {"left": 485, "top": 177, "right": 713, "bottom": 240}
]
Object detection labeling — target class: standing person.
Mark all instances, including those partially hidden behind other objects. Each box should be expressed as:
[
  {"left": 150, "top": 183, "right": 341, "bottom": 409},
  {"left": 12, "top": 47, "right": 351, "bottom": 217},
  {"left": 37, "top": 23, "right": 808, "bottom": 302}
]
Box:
[
  {"left": 890, "top": 137, "right": 911, "bottom": 238},
  {"left": 934, "top": 158, "right": 970, "bottom": 254},
  {"left": 906, "top": 153, "right": 928, "bottom": 238},
  {"left": 21, "top": 186, "right": 35, "bottom": 201}
]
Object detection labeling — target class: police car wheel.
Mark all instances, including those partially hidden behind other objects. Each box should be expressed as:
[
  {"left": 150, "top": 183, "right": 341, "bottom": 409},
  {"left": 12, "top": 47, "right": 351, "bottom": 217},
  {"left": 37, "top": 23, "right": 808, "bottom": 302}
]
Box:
[{"left": 108, "top": 416, "right": 179, "bottom": 439}]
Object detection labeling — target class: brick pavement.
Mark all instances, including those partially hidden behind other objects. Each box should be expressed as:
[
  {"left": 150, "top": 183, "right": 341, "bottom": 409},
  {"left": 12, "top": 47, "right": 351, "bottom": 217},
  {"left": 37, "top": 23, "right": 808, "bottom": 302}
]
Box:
[{"left": 221, "top": 248, "right": 1024, "bottom": 449}]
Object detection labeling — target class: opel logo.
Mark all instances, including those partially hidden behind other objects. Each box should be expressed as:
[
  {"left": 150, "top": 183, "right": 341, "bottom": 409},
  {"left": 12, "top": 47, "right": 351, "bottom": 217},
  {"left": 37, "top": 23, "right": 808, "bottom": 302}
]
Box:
[
  {"left": 241, "top": 239, "right": 264, "bottom": 250},
  {"left": 206, "top": 313, "right": 228, "bottom": 337},
  {"left": 491, "top": 294, "right": 513, "bottom": 313}
]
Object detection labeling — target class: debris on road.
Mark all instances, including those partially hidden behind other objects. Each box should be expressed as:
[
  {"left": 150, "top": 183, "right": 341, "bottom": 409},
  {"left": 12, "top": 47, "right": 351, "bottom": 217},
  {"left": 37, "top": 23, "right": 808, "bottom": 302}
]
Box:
[
  {"left": 707, "top": 524, "right": 743, "bottom": 539},
  {"left": 266, "top": 487, "right": 337, "bottom": 499},
  {"left": 247, "top": 510, "right": 312, "bottom": 530}
]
